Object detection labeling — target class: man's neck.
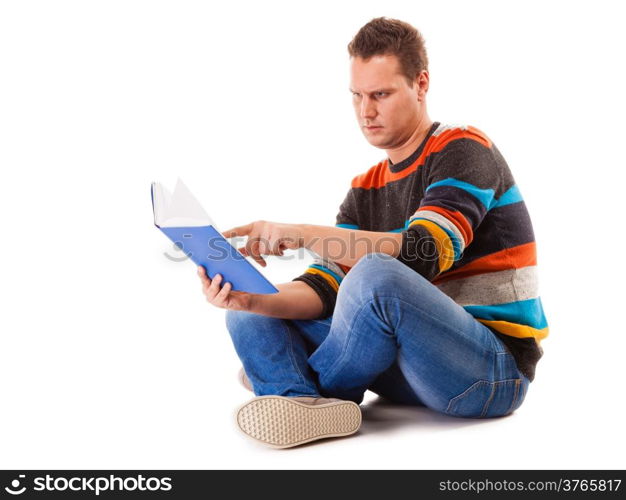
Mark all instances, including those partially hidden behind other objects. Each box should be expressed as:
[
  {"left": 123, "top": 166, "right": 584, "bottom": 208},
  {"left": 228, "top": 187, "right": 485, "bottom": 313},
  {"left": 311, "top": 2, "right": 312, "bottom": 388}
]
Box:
[{"left": 386, "top": 116, "right": 434, "bottom": 165}]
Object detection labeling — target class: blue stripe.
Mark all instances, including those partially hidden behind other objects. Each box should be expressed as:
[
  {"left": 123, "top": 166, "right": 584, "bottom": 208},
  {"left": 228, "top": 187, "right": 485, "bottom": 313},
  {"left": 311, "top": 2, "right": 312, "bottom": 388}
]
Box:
[
  {"left": 373, "top": 224, "right": 419, "bottom": 233},
  {"left": 391, "top": 219, "right": 428, "bottom": 233},
  {"left": 426, "top": 178, "right": 496, "bottom": 209},
  {"left": 409, "top": 217, "right": 463, "bottom": 260},
  {"left": 463, "top": 298, "right": 548, "bottom": 330},
  {"left": 493, "top": 185, "right": 523, "bottom": 208},
  {"left": 394, "top": 218, "right": 423, "bottom": 232},
  {"left": 336, "top": 223, "right": 359, "bottom": 229},
  {"left": 309, "top": 264, "right": 344, "bottom": 285}
]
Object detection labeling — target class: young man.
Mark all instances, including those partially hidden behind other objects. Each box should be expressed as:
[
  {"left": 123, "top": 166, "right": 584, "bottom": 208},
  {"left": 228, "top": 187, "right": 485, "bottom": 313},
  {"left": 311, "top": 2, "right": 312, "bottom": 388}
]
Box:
[{"left": 197, "top": 17, "right": 548, "bottom": 449}]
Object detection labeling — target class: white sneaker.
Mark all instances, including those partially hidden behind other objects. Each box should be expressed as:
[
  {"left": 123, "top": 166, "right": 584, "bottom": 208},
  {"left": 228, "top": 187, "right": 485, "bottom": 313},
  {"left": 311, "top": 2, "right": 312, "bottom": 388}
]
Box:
[{"left": 236, "top": 395, "right": 361, "bottom": 449}]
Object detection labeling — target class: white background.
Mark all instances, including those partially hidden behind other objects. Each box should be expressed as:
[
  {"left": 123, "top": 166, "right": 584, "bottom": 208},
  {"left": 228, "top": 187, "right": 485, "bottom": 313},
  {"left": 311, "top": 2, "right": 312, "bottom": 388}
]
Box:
[{"left": 1, "top": 0, "right": 624, "bottom": 469}]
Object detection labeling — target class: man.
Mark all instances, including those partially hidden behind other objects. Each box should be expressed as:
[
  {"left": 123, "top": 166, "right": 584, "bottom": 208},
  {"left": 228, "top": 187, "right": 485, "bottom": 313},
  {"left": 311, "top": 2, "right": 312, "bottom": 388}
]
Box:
[{"left": 197, "top": 17, "right": 548, "bottom": 449}]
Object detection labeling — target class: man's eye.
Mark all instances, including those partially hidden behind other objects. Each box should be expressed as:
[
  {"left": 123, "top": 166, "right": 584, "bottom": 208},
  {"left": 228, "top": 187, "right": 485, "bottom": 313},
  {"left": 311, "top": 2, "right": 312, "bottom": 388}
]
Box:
[
  {"left": 375, "top": 92, "right": 387, "bottom": 97},
  {"left": 352, "top": 93, "right": 361, "bottom": 98}
]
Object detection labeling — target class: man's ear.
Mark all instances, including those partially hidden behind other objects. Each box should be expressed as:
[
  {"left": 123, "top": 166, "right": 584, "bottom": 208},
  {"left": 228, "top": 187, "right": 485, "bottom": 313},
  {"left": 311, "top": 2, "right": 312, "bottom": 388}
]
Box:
[{"left": 415, "top": 70, "right": 429, "bottom": 101}]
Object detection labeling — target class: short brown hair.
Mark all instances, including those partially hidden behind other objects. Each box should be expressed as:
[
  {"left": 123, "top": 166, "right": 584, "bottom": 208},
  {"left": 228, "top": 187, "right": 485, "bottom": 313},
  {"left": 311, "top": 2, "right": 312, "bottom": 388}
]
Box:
[{"left": 348, "top": 17, "right": 429, "bottom": 85}]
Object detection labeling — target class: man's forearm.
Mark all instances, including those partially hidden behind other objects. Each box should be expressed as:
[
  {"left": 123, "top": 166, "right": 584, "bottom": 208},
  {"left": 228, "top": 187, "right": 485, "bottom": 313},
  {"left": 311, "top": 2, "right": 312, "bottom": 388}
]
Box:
[
  {"left": 236, "top": 225, "right": 402, "bottom": 320},
  {"left": 301, "top": 224, "right": 402, "bottom": 268},
  {"left": 248, "top": 280, "right": 325, "bottom": 320}
]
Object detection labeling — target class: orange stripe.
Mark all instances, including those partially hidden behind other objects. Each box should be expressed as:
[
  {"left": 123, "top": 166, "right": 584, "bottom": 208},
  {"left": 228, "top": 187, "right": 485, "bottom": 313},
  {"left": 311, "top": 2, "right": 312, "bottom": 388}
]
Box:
[
  {"left": 477, "top": 319, "right": 549, "bottom": 342},
  {"left": 305, "top": 268, "right": 339, "bottom": 292},
  {"left": 433, "top": 242, "right": 537, "bottom": 284},
  {"left": 351, "top": 126, "right": 492, "bottom": 190},
  {"left": 337, "top": 263, "right": 352, "bottom": 274},
  {"left": 435, "top": 125, "right": 492, "bottom": 150},
  {"left": 418, "top": 205, "right": 474, "bottom": 246}
]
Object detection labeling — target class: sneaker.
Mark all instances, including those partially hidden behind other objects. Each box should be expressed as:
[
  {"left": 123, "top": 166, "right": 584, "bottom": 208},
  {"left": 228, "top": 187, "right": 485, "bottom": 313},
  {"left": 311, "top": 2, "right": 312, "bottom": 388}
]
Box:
[
  {"left": 236, "top": 395, "right": 362, "bottom": 449},
  {"left": 238, "top": 367, "right": 253, "bottom": 392}
]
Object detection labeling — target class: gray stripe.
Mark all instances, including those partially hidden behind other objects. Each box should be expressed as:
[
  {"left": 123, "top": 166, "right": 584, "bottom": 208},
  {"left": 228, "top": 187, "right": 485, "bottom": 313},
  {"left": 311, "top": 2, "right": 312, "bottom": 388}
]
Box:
[
  {"left": 410, "top": 209, "right": 466, "bottom": 251},
  {"left": 436, "top": 266, "right": 539, "bottom": 306},
  {"left": 432, "top": 123, "right": 468, "bottom": 136},
  {"left": 310, "top": 252, "right": 346, "bottom": 280}
]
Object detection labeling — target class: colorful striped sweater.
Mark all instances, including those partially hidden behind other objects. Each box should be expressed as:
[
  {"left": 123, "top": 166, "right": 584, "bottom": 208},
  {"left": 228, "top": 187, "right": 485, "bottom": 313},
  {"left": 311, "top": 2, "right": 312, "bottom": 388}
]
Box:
[{"left": 293, "top": 121, "right": 548, "bottom": 381}]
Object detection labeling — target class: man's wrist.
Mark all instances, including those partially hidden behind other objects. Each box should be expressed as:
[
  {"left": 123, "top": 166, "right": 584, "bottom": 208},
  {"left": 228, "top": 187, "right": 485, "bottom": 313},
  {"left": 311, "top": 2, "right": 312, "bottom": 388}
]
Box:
[{"left": 246, "top": 291, "right": 262, "bottom": 314}]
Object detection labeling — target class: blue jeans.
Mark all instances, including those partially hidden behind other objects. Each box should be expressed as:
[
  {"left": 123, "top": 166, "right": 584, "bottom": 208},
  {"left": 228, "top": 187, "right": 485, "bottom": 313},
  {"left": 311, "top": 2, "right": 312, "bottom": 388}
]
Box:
[{"left": 225, "top": 253, "right": 530, "bottom": 418}]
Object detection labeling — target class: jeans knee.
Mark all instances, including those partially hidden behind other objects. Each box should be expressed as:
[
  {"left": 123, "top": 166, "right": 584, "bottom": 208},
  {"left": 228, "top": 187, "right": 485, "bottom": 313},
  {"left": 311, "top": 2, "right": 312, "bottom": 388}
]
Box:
[
  {"left": 354, "top": 252, "right": 396, "bottom": 270},
  {"left": 340, "top": 252, "right": 406, "bottom": 299},
  {"left": 225, "top": 309, "right": 288, "bottom": 351},
  {"left": 225, "top": 310, "right": 260, "bottom": 344},
  {"left": 347, "top": 252, "right": 395, "bottom": 281}
]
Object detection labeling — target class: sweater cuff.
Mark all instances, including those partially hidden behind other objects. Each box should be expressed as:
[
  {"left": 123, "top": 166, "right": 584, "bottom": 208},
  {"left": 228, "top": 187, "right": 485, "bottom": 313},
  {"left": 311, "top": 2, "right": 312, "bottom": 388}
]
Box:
[
  {"left": 395, "top": 225, "right": 441, "bottom": 281},
  {"left": 292, "top": 273, "right": 337, "bottom": 319}
]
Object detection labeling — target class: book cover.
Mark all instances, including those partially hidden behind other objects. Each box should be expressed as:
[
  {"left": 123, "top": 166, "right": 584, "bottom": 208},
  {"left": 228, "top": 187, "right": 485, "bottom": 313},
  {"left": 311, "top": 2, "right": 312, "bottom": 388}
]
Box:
[{"left": 151, "top": 178, "right": 279, "bottom": 294}]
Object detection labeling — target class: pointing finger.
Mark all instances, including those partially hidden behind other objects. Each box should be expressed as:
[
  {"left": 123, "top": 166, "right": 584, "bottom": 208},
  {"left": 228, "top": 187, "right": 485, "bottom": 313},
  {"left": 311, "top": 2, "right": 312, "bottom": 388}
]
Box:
[
  {"left": 246, "top": 238, "right": 267, "bottom": 267},
  {"left": 222, "top": 222, "right": 253, "bottom": 239}
]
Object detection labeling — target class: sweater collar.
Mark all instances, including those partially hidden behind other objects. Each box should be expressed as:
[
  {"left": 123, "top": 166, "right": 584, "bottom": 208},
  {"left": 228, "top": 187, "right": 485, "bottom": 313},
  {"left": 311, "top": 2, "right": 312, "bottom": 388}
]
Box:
[{"left": 387, "top": 121, "right": 440, "bottom": 173}]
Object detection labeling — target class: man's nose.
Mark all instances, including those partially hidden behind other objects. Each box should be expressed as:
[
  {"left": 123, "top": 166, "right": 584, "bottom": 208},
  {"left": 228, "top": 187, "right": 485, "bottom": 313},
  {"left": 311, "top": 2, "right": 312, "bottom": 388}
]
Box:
[{"left": 360, "top": 97, "right": 376, "bottom": 120}]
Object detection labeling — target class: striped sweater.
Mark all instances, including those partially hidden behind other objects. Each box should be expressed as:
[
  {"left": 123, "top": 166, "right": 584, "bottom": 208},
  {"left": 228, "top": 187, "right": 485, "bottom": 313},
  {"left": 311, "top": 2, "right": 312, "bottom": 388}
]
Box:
[{"left": 293, "top": 121, "right": 548, "bottom": 381}]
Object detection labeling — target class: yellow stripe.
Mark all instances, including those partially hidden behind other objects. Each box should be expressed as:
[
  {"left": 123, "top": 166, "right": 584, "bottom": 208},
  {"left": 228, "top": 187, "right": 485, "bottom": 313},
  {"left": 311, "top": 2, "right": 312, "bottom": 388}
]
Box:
[
  {"left": 477, "top": 319, "right": 550, "bottom": 342},
  {"left": 408, "top": 219, "right": 455, "bottom": 272},
  {"left": 305, "top": 267, "right": 340, "bottom": 292}
]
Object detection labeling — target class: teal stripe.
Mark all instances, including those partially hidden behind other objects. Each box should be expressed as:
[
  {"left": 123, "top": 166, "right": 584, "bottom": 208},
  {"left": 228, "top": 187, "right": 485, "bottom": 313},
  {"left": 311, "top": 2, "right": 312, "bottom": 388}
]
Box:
[
  {"left": 309, "top": 264, "right": 344, "bottom": 285},
  {"left": 336, "top": 223, "right": 359, "bottom": 229},
  {"left": 494, "top": 185, "right": 523, "bottom": 208},
  {"left": 409, "top": 217, "right": 462, "bottom": 260},
  {"left": 426, "top": 178, "right": 496, "bottom": 209},
  {"left": 463, "top": 298, "right": 548, "bottom": 330},
  {"left": 360, "top": 224, "right": 413, "bottom": 233},
  {"left": 392, "top": 220, "right": 426, "bottom": 232},
  {"left": 392, "top": 219, "right": 418, "bottom": 232}
]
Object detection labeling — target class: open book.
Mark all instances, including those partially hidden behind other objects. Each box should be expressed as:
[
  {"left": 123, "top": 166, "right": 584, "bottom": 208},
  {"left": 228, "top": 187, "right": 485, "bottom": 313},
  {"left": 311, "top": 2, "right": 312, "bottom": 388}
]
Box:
[{"left": 151, "top": 178, "right": 279, "bottom": 294}]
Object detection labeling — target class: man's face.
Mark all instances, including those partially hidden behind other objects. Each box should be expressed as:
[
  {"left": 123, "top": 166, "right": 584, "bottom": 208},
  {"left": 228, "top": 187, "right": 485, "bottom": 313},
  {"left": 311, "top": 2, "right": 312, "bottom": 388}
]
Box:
[{"left": 349, "top": 54, "right": 427, "bottom": 150}]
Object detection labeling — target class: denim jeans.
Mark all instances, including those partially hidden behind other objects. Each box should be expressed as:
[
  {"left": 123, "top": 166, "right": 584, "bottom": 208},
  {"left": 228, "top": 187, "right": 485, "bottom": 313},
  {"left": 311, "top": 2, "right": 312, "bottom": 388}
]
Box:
[{"left": 225, "top": 252, "right": 530, "bottom": 418}]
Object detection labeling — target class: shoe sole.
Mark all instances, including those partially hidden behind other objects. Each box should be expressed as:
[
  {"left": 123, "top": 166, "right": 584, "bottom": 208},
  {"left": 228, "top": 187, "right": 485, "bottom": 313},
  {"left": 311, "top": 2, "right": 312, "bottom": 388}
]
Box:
[{"left": 236, "top": 396, "right": 362, "bottom": 449}]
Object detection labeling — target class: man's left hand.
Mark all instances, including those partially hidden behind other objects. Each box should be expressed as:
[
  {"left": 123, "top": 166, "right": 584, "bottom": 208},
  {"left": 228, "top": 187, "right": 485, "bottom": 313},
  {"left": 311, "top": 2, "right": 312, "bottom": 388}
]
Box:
[{"left": 221, "top": 221, "right": 306, "bottom": 267}]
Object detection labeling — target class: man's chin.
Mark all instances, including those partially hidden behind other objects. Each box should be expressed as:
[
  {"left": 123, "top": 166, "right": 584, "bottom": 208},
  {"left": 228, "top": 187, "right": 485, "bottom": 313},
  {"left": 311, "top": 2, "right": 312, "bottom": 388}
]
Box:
[{"left": 363, "top": 135, "right": 389, "bottom": 149}]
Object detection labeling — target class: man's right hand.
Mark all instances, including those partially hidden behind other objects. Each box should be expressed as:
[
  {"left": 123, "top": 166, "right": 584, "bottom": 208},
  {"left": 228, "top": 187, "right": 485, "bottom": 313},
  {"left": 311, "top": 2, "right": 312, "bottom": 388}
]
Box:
[{"left": 197, "top": 266, "right": 255, "bottom": 312}]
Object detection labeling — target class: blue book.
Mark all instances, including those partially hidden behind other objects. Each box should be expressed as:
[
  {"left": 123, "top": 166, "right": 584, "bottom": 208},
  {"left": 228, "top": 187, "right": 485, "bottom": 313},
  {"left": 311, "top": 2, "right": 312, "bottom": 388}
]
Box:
[{"left": 151, "top": 178, "right": 278, "bottom": 294}]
